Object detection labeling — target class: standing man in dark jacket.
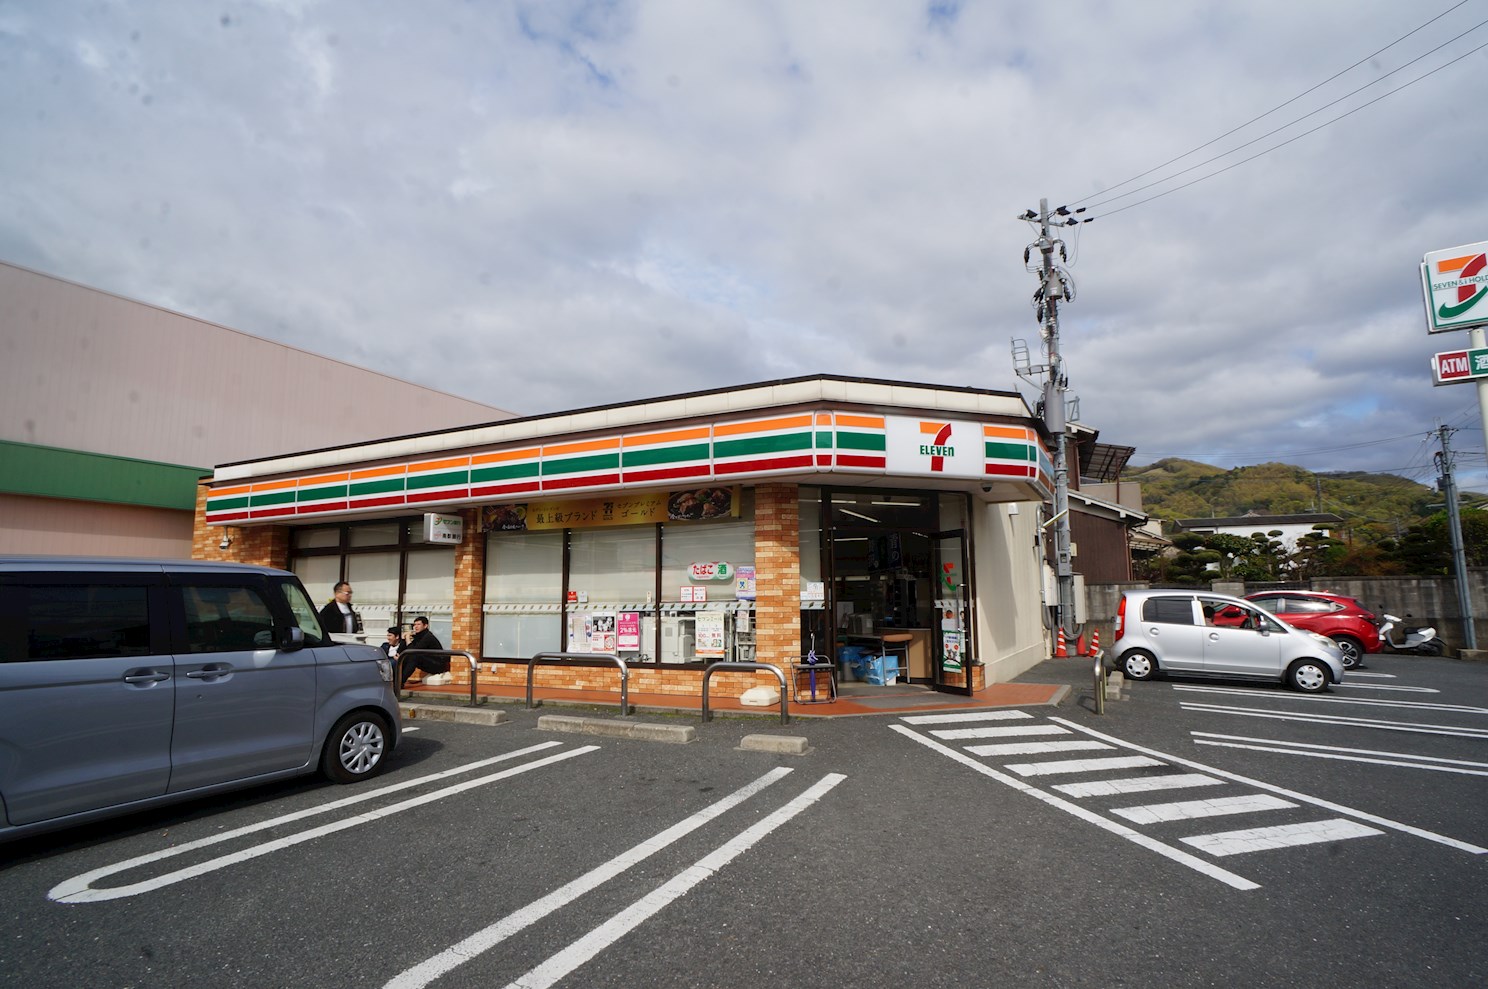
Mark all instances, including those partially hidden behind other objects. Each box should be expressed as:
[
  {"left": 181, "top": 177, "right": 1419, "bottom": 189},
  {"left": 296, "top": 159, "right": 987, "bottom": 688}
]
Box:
[
  {"left": 400, "top": 615, "right": 448, "bottom": 687},
  {"left": 317, "top": 582, "right": 363, "bottom": 637}
]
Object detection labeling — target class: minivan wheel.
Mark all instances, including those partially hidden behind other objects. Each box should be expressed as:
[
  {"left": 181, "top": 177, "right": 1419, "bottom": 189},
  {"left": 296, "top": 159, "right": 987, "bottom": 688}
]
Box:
[
  {"left": 322, "top": 711, "right": 390, "bottom": 784},
  {"left": 1287, "top": 659, "right": 1329, "bottom": 694},
  {"left": 1333, "top": 636, "right": 1363, "bottom": 669},
  {"left": 1122, "top": 650, "right": 1157, "bottom": 681}
]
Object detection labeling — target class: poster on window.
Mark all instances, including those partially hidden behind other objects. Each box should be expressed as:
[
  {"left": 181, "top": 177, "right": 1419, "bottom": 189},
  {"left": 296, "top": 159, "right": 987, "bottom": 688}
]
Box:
[
  {"left": 591, "top": 611, "right": 617, "bottom": 654},
  {"left": 695, "top": 611, "right": 726, "bottom": 659},
  {"left": 566, "top": 612, "right": 591, "bottom": 652},
  {"left": 617, "top": 612, "right": 641, "bottom": 653},
  {"left": 941, "top": 630, "right": 963, "bottom": 672}
]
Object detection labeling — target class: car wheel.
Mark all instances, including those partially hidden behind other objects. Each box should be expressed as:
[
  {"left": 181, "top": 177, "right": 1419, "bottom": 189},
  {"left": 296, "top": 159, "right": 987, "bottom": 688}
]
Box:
[
  {"left": 1121, "top": 650, "right": 1157, "bottom": 681},
  {"left": 1333, "top": 636, "right": 1364, "bottom": 669},
  {"left": 1287, "top": 659, "right": 1329, "bottom": 694},
  {"left": 321, "top": 711, "right": 391, "bottom": 784}
]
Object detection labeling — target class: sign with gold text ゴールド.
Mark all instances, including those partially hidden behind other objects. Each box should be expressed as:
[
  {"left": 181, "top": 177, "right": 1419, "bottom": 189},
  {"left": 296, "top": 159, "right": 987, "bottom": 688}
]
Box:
[{"left": 481, "top": 486, "right": 740, "bottom": 532}]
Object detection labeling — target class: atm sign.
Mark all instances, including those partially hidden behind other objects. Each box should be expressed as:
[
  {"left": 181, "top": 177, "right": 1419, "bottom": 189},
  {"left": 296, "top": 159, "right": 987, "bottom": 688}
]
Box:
[{"left": 1433, "top": 348, "right": 1488, "bottom": 385}]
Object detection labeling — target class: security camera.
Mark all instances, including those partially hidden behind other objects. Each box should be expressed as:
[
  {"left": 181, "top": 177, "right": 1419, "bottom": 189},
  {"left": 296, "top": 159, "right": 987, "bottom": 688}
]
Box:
[
  {"left": 219, "top": 534, "right": 232, "bottom": 550},
  {"left": 981, "top": 483, "right": 994, "bottom": 493}
]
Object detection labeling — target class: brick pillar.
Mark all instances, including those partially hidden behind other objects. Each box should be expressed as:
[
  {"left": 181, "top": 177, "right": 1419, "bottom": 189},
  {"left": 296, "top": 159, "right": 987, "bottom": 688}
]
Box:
[
  {"left": 450, "top": 507, "right": 485, "bottom": 659},
  {"left": 753, "top": 483, "right": 800, "bottom": 669},
  {"left": 191, "top": 484, "right": 289, "bottom": 568}
]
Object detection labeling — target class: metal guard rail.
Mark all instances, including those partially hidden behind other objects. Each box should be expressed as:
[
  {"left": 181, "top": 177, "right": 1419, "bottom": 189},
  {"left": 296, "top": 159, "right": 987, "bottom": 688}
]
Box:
[
  {"left": 1092, "top": 648, "right": 1106, "bottom": 716},
  {"left": 398, "top": 649, "right": 481, "bottom": 707},
  {"left": 527, "top": 652, "right": 630, "bottom": 716},
  {"left": 701, "top": 661, "right": 789, "bottom": 726}
]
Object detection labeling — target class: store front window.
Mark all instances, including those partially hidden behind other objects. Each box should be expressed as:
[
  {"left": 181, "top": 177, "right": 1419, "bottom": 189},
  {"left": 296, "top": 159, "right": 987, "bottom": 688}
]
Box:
[
  {"left": 290, "top": 518, "right": 455, "bottom": 644},
  {"left": 484, "top": 530, "right": 564, "bottom": 659}
]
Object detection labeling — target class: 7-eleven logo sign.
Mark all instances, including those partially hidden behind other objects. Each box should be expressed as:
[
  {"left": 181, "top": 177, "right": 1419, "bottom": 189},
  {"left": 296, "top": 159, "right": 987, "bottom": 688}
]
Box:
[
  {"left": 886, "top": 416, "right": 981, "bottom": 478},
  {"left": 919, "top": 421, "right": 955, "bottom": 471},
  {"left": 1423, "top": 241, "right": 1488, "bottom": 333}
]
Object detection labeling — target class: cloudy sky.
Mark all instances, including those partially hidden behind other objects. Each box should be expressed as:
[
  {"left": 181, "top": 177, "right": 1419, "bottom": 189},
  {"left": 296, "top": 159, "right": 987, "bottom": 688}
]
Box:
[{"left": 4, "top": 1, "right": 1488, "bottom": 490}]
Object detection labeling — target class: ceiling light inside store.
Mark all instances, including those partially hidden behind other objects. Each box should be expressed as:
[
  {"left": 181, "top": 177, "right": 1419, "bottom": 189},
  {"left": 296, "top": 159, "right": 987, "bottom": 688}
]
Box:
[{"left": 838, "top": 509, "right": 879, "bottom": 523}]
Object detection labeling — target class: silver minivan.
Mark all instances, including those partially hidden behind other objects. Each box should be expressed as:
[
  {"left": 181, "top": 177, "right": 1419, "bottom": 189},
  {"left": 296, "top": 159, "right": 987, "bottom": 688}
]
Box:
[
  {"left": 0, "top": 557, "right": 401, "bottom": 843},
  {"left": 1113, "top": 589, "right": 1345, "bottom": 692}
]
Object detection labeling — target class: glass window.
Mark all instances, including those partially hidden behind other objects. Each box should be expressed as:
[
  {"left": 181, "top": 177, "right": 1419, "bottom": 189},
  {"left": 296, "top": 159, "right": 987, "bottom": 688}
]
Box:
[
  {"left": 179, "top": 584, "right": 277, "bottom": 652},
  {"left": 798, "top": 487, "right": 822, "bottom": 586},
  {"left": 291, "top": 527, "right": 341, "bottom": 550},
  {"left": 661, "top": 520, "right": 754, "bottom": 603},
  {"left": 292, "top": 555, "right": 343, "bottom": 611},
  {"left": 404, "top": 548, "right": 456, "bottom": 606},
  {"left": 349, "top": 523, "right": 401, "bottom": 548},
  {"left": 570, "top": 527, "right": 657, "bottom": 604},
  {"left": 18, "top": 585, "right": 152, "bottom": 661},
  {"left": 485, "top": 531, "right": 564, "bottom": 604},
  {"left": 483, "top": 613, "right": 563, "bottom": 659},
  {"left": 276, "top": 578, "right": 330, "bottom": 646},
  {"left": 1142, "top": 596, "right": 1196, "bottom": 626},
  {"left": 346, "top": 552, "right": 401, "bottom": 613},
  {"left": 938, "top": 492, "right": 968, "bottom": 531}
]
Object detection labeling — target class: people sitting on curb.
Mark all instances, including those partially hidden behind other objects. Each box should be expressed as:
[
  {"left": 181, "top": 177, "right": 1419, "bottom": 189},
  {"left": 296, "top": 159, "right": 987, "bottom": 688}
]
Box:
[{"left": 400, "top": 616, "right": 447, "bottom": 688}]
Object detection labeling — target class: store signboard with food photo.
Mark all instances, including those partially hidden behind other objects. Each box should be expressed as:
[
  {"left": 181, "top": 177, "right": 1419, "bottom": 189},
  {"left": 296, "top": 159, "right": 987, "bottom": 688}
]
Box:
[{"left": 481, "top": 487, "right": 739, "bottom": 532}]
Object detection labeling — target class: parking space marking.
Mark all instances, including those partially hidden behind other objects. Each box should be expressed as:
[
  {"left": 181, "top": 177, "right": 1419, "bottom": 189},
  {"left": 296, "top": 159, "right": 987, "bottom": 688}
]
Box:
[
  {"left": 1053, "top": 773, "right": 1225, "bottom": 798},
  {"left": 1342, "top": 671, "right": 1396, "bottom": 678},
  {"left": 385, "top": 767, "right": 797, "bottom": 989},
  {"left": 1052, "top": 718, "right": 1488, "bottom": 855},
  {"left": 1182, "top": 819, "right": 1384, "bottom": 857},
  {"left": 930, "top": 724, "right": 1069, "bottom": 740},
  {"left": 901, "top": 710, "right": 1034, "bottom": 725},
  {"left": 1179, "top": 701, "right": 1488, "bottom": 739},
  {"left": 497, "top": 773, "right": 846, "bottom": 989},
  {"left": 1191, "top": 732, "right": 1488, "bottom": 777},
  {"left": 891, "top": 724, "right": 1261, "bottom": 890},
  {"left": 1005, "top": 755, "right": 1164, "bottom": 777},
  {"left": 966, "top": 740, "right": 1111, "bottom": 757},
  {"left": 1111, "top": 794, "right": 1296, "bottom": 825},
  {"left": 1336, "top": 683, "right": 1440, "bottom": 693},
  {"left": 1172, "top": 684, "right": 1488, "bottom": 716},
  {"left": 49, "top": 743, "right": 597, "bottom": 904}
]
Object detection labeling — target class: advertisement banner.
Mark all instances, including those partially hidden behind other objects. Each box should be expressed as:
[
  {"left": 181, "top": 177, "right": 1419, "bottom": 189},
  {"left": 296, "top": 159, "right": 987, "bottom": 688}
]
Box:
[
  {"left": 617, "top": 612, "right": 641, "bottom": 652},
  {"left": 695, "top": 611, "right": 726, "bottom": 659},
  {"left": 481, "top": 486, "right": 739, "bottom": 532}
]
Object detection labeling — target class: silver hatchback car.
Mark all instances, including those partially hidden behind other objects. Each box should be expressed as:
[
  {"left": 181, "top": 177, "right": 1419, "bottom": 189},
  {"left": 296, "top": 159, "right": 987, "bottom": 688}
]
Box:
[
  {"left": 1113, "top": 589, "right": 1345, "bottom": 692},
  {"left": 0, "top": 557, "right": 401, "bottom": 843}
]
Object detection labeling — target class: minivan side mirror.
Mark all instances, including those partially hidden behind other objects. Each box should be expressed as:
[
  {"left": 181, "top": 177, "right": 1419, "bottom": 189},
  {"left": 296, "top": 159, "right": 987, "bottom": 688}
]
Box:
[{"left": 280, "top": 625, "right": 305, "bottom": 652}]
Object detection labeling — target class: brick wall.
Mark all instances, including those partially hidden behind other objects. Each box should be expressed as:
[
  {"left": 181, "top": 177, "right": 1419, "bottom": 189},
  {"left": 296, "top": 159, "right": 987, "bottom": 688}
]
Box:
[
  {"left": 753, "top": 483, "right": 800, "bottom": 667},
  {"left": 451, "top": 507, "right": 485, "bottom": 657},
  {"left": 447, "top": 661, "right": 783, "bottom": 698}
]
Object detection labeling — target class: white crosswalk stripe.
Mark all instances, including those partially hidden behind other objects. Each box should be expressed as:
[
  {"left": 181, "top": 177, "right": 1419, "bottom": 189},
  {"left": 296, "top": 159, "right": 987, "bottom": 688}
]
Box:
[
  {"left": 1181, "top": 819, "right": 1384, "bottom": 856},
  {"left": 965, "top": 740, "right": 1111, "bottom": 757},
  {"left": 1053, "top": 773, "right": 1224, "bottom": 798},
  {"left": 930, "top": 724, "right": 1069, "bottom": 740},
  {"left": 1004, "top": 755, "right": 1164, "bottom": 776},
  {"left": 1110, "top": 794, "right": 1296, "bottom": 825}
]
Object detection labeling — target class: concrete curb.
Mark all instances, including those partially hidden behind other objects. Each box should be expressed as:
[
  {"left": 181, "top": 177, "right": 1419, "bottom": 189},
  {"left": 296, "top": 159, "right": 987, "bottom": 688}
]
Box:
[
  {"left": 400, "top": 703, "right": 508, "bottom": 727},
  {"left": 538, "top": 714, "right": 696, "bottom": 744},
  {"left": 738, "top": 734, "right": 810, "bottom": 755}
]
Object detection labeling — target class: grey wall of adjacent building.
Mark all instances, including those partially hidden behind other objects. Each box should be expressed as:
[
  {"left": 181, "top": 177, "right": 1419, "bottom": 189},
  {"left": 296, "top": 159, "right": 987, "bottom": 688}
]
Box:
[{"left": 1084, "top": 573, "right": 1488, "bottom": 653}]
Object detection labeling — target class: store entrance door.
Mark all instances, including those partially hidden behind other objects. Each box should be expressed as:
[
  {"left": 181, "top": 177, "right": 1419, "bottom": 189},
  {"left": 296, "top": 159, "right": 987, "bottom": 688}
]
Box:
[{"left": 930, "top": 530, "right": 972, "bottom": 696}]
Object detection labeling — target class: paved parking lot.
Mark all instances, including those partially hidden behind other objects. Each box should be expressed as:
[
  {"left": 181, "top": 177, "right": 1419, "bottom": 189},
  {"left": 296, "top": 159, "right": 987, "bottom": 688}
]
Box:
[{"left": 2, "top": 655, "right": 1483, "bottom": 988}]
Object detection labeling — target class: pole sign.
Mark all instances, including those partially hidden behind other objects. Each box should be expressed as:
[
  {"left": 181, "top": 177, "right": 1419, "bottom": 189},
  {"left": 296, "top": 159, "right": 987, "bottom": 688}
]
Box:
[
  {"left": 423, "top": 513, "right": 463, "bottom": 544},
  {"left": 1421, "top": 241, "right": 1488, "bottom": 333},
  {"left": 1432, "top": 348, "right": 1488, "bottom": 386}
]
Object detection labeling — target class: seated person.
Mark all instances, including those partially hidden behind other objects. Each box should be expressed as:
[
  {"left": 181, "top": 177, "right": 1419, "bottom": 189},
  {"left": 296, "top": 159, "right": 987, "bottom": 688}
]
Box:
[
  {"left": 400, "top": 616, "right": 448, "bottom": 687},
  {"left": 380, "top": 626, "right": 402, "bottom": 661}
]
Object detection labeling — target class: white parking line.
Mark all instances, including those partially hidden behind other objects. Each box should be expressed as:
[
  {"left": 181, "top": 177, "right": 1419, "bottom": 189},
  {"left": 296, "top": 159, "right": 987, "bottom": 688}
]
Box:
[
  {"left": 1053, "top": 773, "right": 1224, "bottom": 798},
  {"left": 1179, "top": 702, "right": 1488, "bottom": 739},
  {"left": 1336, "top": 683, "right": 1440, "bottom": 693},
  {"left": 499, "top": 773, "right": 846, "bottom": 989},
  {"left": 1004, "top": 755, "right": 1165, "bottom": 777},
  {"left": 1182, "top": 819, "right": 1384, "bottom": 857},
  {"left": 1342, "top": 671, "right": 1396, "bottom": 678},
  {"left": 966, "top": 740, "right": 1111, "bottom": 757},
  {"left": 930, "top": 724, "right": 1069, "bottom": 740},
  {"left": 901, "top": 710, "right": 1034, "bottom": 724},
  {"left": 1172, "top": 684, "right": 1488, "bottom": 716},
  {"left": 1111, "top": 794, "right": 1296, "bottom": 825},
  {"left": 1191, "top": 738, "right": 1488, "bottom": 777},
  {"left": 1193, "top": 731, "right": 1488, "bottom": 769},
  {"left": 891, "top": 725, "right": 1260, "bottom": 890},
  {"left": 49, "top": 743, "right": 596, "bottom": 904},
  {"left": 1051, "top": 718, "right": 1488, "bottom": 855},
  {"left": 385, "top": 766, "right": 799, "bottom": 989}
]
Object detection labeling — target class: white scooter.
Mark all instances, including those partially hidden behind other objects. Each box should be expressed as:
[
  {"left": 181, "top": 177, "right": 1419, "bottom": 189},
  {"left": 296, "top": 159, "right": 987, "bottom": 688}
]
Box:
[{"left": 1377, "top": 614, "right": 1445, "bottom": 656}]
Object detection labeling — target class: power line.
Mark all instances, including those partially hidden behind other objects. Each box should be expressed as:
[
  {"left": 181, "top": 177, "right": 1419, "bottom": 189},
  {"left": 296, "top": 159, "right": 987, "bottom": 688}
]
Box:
[
  {"left": 1066, "top": 0, "right": 1478, "bottom": 209},
  {"left": 1086, "top": 36, "right": 1488, "bottom": 220},
  {"left": 1078, "top": 16, "right": 1488, "bottom": 213}
]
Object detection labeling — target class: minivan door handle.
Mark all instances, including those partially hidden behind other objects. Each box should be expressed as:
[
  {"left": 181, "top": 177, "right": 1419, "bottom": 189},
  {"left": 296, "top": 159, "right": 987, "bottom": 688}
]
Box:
[
  {"left": 123, "top": 671, "right": 171, "bottom": 684},
  {"left": 186, "top": 665, "right": 233, "bottom": 679}
]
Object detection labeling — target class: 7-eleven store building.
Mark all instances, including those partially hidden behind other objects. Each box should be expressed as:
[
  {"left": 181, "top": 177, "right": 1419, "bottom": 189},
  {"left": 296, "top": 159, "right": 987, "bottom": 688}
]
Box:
[{"left": 196, "top": 376, "right": 1055, "bottom": 701}]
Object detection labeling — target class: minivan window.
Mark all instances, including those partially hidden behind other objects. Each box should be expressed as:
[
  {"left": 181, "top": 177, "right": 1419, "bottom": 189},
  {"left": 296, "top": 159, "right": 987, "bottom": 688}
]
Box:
[
  {"left": 180, "top": 584, "right": 277, "bottom": 652},
  {"left": 277, "top": 577, "right": 331, "bottom": 645},
  {"left": 15, "top": 584, "right": 152, "bottom": 661},
  {"left": 1141, "top": 596, "right": 1196, "bottom": 625}
]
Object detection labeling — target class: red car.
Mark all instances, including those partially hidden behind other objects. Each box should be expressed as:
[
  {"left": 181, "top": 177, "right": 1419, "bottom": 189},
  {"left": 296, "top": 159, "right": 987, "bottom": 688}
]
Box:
[{"left": 1220, "top": 591, "right": 1380, "bottom": 669}]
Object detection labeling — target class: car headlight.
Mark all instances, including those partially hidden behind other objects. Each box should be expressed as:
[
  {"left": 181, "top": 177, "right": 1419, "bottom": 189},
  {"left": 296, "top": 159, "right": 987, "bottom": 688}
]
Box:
[{"left": 1307, "top": 632, "right": 1336, "bottom": 649}]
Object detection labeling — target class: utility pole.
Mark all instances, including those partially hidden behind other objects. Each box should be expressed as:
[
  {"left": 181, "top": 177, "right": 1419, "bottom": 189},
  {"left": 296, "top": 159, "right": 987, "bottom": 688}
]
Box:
[
  {"left": 1019, "top": 199, "right": 1077, "bottom": 636},
  {"left": 1435, "top": 423, "right": 1477, "bottom": 649}
]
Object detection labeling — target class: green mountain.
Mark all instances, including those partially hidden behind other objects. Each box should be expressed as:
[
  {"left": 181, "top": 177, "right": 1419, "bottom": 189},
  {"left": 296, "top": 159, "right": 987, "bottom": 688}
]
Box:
[{"left": 1122, "top": 459, "right": 1441, "bottom": 543}]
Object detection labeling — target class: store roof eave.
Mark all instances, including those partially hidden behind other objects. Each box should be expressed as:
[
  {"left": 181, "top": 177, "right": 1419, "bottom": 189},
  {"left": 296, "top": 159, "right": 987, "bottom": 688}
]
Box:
[{"left": 213, "top": 375, "right": 1034, "bottom": 482}]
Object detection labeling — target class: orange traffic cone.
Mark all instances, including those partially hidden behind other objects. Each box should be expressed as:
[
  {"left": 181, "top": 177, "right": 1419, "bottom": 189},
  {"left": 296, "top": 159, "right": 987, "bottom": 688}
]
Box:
[
  {"left": 1087, "top": 629, "right": 1101, "bottom": 655},
  {"left": 1074, "top": 632, "right": 1086, "bottom": 656},
  {"left": 1054, "top": 628, "right": 1067, "bottom": 657}
]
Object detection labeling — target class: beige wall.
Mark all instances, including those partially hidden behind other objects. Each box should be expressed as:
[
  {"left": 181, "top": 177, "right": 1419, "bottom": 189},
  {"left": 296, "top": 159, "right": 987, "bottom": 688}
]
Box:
[
  {"left": 0, "top": 493, "right": 192, "bottom": 557},
  {"left": 0, "top": 261, "right": 514, "bottom": 468},
  {"left": 973, "top": 502, "right": 1049, "bottom": 682}
]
